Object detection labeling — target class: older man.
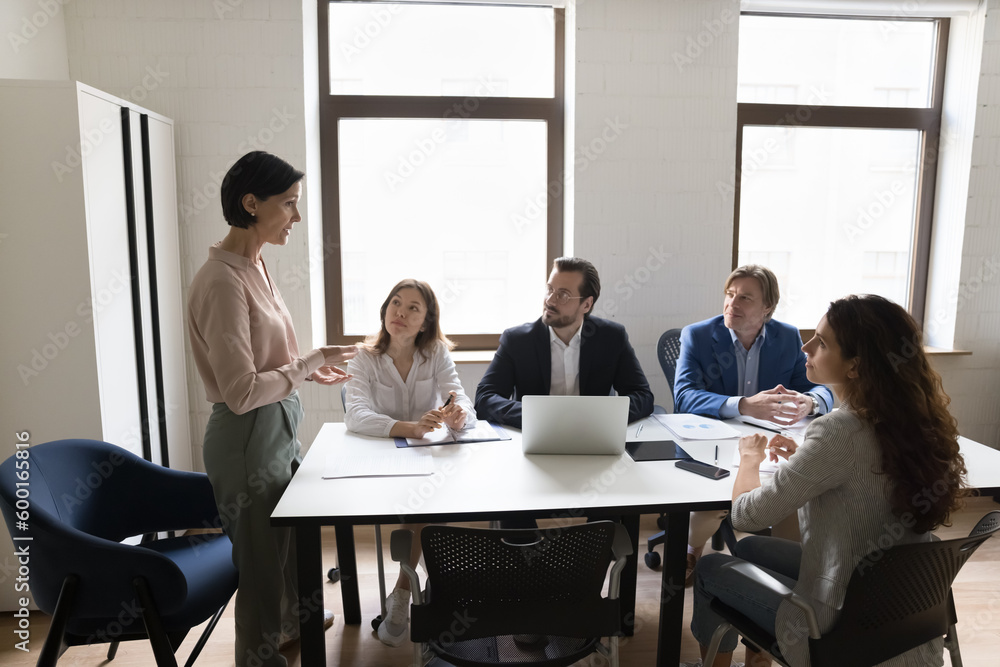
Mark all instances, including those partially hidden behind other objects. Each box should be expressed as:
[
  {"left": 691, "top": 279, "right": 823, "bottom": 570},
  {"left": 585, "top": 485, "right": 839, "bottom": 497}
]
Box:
[{"left": 673, "top": 264, "right": 833, "bottom": 584}]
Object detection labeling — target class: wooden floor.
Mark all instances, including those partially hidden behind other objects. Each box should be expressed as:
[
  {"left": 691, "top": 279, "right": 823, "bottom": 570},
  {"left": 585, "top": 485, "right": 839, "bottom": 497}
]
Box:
[{"left": 3, "top": 496, "right": 999, "bottom": 666}]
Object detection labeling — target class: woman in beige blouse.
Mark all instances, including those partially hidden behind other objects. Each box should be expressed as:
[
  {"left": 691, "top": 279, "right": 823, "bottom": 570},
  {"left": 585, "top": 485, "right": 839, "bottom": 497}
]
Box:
[
  {"left": 689, "top": 295, "right": 968, "bottom": 667},
  {"left": 188, "top": 151, "right": 356, "bottom": 667}
]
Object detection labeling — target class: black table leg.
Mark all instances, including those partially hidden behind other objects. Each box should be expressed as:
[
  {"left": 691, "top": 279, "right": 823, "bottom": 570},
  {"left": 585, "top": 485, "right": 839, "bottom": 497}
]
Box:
[
  {"left": 297, "top": 525, "right": 326, "bottom": 667},
  {"left": 336, "top": 523, "right": 362, "bottom": 624},
  {"left": 620, "top": 514, "right": 640, "bottom": 636},
  {"left": 656, "top": 510, "right": 689, "bottom": 666}
]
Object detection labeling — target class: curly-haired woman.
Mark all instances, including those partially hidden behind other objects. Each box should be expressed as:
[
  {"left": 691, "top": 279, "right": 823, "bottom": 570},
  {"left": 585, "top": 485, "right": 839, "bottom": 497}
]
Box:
[{"left": 689, "top": 294, "right": 968, "bottom": 667}]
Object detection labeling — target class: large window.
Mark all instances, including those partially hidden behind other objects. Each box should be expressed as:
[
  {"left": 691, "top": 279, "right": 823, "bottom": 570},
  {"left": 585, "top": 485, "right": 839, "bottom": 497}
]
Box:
[
  {"left": 319, "top": 2, "right": 565, "bottom": 348},
  {"left": 734, "top": 14, "right": 947, "bottom": 329}
]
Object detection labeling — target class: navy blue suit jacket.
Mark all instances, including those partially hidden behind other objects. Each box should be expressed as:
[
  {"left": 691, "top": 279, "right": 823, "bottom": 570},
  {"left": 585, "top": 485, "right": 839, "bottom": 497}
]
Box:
[
  {"left": 474, "top": 316, "right": 654, "bottom": 428},
  {"left": 673, "top": 315, "right": 833, "bottom": 418}
]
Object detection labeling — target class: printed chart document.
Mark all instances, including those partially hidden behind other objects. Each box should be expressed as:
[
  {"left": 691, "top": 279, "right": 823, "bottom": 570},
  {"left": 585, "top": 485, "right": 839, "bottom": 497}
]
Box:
[
  {"left": 398, "top": 421, "right": 512, "bottom": 448},
  {"left": 654, "top": 413, "right": 741, "bottom": 440},
  {"left": 323, "top": 450, "right": 434, "bottom": 479}
]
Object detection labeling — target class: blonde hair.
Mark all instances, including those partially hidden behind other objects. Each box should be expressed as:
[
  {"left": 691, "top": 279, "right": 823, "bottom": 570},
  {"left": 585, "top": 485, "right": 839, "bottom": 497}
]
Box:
[{"left": 724, "top": 264, "right": 780, "bottom": 322}]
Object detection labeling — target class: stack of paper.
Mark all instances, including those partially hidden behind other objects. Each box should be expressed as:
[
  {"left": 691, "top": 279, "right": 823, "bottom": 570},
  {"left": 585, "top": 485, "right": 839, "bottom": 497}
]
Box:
[{"left": 323, "top": 451, "right": 434, "bottom": 479}]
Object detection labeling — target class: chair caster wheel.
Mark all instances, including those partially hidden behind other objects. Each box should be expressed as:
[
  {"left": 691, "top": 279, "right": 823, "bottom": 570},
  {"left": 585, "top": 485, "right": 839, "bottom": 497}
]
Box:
[
  {"left": 327, "top": 568, "right": 340, "bottom": 583},
  {"left": 644, "top": 550, "right": 661, "bottom": 569},
  {"left": 371, "top": 615, "right": 382, "bottom": 631}
]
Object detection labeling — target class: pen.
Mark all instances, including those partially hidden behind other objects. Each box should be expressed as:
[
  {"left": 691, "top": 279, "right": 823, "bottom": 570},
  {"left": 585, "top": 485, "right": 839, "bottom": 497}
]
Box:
[
  {"left": 442, "top": 394, "right": 453, "bottom": 408},
  {"left": 635, "top": 423, "right": 643, "bottom": 438},
  {"left": 715, "top": 445, "right": 718, "bottom": 466}
]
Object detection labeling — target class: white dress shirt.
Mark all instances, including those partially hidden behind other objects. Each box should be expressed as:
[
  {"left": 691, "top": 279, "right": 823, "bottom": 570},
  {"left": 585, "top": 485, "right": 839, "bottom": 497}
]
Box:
[
  {"left": 344, "top": 341, "right": 476, "bottom": 437},
  {"left": 548, "top": 325, "right": 582, "bottom": 396}
]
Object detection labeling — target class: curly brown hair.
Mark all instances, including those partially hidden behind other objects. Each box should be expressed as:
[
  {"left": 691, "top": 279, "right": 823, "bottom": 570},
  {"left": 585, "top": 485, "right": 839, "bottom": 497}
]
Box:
[{"left": 826, "top": 295, "right": 968, "bottom": 533}]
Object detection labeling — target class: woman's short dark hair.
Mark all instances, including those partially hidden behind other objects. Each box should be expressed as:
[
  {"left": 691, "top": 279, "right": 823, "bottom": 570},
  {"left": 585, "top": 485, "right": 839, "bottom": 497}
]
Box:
[
  {"left": 220, "top": 151, "right": 304, "bottom": 228},
  {"left": 553, "top": 256, "right": 601, "bottom": 305}
]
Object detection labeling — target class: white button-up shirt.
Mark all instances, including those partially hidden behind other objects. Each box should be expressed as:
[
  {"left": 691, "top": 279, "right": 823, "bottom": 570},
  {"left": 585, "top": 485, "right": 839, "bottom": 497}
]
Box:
[
  {"left": 344, "top": 341, "right": 475, "bottom": 437},
  {"left": 548, "top": 325, "right": 582, "bottom": 396}
]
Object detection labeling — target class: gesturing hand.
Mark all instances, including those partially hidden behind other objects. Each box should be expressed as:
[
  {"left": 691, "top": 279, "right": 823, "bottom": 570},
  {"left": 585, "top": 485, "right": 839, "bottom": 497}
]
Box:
[
  {"left": 311, "top": 365, "right": 352, "bottom": 385},
  {"left": 320, "top": 344, "right": 359, "bottom": 366},
  {"left": 767, "top": 433, "right": 798, "bottom": 462}
]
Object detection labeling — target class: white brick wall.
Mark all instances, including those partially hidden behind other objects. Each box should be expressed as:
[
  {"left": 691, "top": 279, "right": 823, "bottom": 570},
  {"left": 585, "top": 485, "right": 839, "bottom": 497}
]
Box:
[
  {"left": 933, "top": 0, "right": 1000, "bottom": 448},
  {"left": 62, "top": 0, "right": 329, "bottom": 468},
  {"left": 58, "top": 0, "right": 1000, "bottom": 467},
  {"left": 575, "top": 0, "right": 738, "bottom": 409}
]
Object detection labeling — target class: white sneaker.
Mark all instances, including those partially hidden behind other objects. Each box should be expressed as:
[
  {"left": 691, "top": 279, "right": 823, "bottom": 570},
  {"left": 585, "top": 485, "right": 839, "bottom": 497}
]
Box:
[{"left": 377, "top": 587, "right": 410, "bottom": 647}]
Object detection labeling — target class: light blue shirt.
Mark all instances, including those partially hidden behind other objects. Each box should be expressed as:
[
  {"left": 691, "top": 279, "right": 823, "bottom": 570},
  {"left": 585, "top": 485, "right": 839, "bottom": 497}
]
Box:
[{"left": 718, "top": 326, "right": 828, "bottom": 419}]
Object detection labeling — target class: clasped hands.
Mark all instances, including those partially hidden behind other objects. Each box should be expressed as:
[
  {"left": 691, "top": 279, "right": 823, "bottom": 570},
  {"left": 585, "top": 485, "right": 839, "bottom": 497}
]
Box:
[
  {"left": 738, "top": 432, "right": 798, "bottom": 468},
  {"left": 738, "top": 384, "right": 812, "bottom": 424},
  {"left": 405, "top": 391, "right": 467, "bottom": 439}
]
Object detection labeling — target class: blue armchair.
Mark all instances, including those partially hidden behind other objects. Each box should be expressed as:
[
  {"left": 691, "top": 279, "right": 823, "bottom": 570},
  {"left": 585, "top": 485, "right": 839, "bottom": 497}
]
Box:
[{"left": 0, "top": 439, "right": 238, "bottom": 667}]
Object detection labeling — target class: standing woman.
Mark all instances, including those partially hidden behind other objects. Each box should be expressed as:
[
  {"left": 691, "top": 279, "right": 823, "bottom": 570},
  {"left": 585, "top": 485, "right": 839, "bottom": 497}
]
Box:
[
  {"left": 188, "top": 151, "right": 357, "bottom": 667},
  {"left": 689, "top": 294, "right": 968, "bottom": 667},
  {"left": 344, "top": 279, "right": 475, "bottom": 646}
]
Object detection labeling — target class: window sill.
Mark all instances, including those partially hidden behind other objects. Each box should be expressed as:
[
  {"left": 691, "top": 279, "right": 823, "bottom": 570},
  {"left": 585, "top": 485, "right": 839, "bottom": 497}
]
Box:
[
  {"left": 452, "top": 346, "right": 968, "bottom": 363},
  {"left": 451, "top": 349, "right": 497, "bottom": 364},
  {"left": 925, "top": 346, "right": 972, "bottom": 356}
]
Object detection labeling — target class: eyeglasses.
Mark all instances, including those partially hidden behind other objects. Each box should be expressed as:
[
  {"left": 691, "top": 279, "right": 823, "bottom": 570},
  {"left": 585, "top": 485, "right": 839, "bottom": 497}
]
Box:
[{"left": 544, "top": 287, "right": 585, "bottom": 306}]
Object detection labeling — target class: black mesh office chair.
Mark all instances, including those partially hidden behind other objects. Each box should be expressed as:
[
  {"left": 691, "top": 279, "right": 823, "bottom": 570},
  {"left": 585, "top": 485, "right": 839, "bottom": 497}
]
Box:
[
  {"left": 657, "top": 328, "right": 683, "bottom": 398},
  {"left": 645, "top": 329, "right": 693, "bottom": 569},
  {"left": 644, "top": 328, "right": 748, "bottom": 569},
  {"left": 702, "top": 510, "right": 1000, "bottom": 667},
  {"left": 392, "top": 521, "right": 632, "bottom": 667}
]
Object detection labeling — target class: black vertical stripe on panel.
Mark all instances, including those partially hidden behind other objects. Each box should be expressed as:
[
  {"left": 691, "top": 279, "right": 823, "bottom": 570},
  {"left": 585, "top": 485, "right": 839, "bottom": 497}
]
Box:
[
  {"left": 141, "top": 114, "right": 170, "bottom": 469},
  {"left": 121, "top": 107, "right": 152, "bottom": 462}
]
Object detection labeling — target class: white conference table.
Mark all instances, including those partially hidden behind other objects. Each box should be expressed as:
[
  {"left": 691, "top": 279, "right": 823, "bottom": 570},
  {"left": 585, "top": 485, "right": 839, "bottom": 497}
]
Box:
[{"left": 272, "top": 414, "right": 1000, "bottom": 667}]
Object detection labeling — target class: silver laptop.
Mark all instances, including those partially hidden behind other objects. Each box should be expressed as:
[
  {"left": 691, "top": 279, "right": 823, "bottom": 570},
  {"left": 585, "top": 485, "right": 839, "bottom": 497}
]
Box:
[{"left": 521, "top": 395, "right": 630, "bottom": 455}]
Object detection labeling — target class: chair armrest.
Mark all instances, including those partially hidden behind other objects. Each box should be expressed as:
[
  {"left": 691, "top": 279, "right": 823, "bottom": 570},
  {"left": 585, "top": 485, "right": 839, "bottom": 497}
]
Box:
[
  {"left": 608, "top": 523, "right": 634, "bottom": 599},
  {"left": 137, "top": 468, "right": 222, "bottom": 534},
  {"left": 390, "top": 529, "right": 423, "bottom": 605},
  {"left": 720, "top": 561, "right": 822, "bottom": 639},
  {"left": 29, "top": 521, "right": 188, "bottom": 617},
  {"left": 612, "top": 522, "right": 634, "bottom": 559}
]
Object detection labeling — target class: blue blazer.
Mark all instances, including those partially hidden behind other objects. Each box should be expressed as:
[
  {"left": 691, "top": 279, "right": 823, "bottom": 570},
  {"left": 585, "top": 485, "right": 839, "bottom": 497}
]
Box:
[
  {"left": 474, "top": 316, "right": 654, "bottom": 428},
  {"left": 673, "top": 315, "right": 833, "bottom": 418}
]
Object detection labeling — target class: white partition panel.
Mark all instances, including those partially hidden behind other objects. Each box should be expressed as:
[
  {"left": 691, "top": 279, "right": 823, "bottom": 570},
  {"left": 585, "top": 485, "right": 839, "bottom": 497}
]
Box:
[
  {"left": 77, "top": 90, "right": 144, "bottom": 458},
  {"left": 146, "top": 115, "right": 192, "bottom": 471}
]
